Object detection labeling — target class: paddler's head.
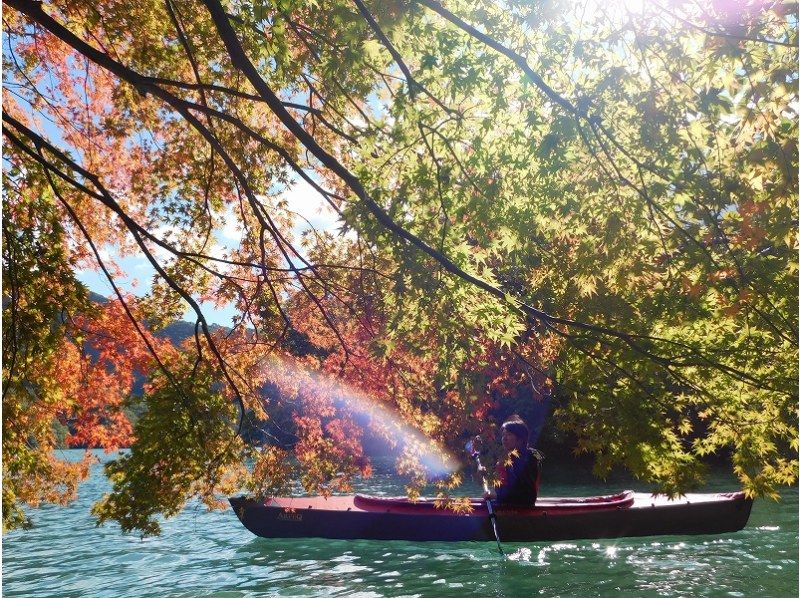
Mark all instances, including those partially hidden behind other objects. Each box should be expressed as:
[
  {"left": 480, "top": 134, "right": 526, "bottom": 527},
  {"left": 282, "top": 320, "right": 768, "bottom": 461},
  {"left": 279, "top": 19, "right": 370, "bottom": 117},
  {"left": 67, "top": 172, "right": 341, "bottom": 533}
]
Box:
[{"left": 501, "top": 417, "right": 529, "bottom": 453}]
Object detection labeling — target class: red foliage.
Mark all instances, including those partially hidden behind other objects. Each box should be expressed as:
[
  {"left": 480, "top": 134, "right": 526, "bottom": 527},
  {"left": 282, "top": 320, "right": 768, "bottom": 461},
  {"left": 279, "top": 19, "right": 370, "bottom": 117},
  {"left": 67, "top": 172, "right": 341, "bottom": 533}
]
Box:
[{"left": 56, "top": 298, "right": 176, "bottom": 450}]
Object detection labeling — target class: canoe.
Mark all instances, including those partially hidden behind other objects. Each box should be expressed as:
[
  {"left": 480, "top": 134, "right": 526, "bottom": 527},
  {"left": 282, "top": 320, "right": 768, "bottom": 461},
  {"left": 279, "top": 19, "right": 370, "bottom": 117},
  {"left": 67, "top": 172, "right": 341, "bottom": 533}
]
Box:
[{"left": 229, "top": 490, "right": 753, "bottom": 542}]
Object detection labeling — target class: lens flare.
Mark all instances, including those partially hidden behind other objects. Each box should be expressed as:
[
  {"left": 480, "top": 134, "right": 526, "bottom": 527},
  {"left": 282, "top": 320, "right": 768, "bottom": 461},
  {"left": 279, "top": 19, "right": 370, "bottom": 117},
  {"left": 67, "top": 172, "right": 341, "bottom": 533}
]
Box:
[{"left": 260, "top": 355, "right": 458, "bottom": 478}]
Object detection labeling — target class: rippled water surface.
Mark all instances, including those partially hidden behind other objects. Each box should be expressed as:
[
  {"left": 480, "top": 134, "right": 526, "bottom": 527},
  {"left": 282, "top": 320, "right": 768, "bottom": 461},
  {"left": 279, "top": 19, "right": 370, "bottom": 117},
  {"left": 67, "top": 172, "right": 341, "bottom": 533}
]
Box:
[{"left": 3, "top": 450, "right": 797, "bottom": 597}]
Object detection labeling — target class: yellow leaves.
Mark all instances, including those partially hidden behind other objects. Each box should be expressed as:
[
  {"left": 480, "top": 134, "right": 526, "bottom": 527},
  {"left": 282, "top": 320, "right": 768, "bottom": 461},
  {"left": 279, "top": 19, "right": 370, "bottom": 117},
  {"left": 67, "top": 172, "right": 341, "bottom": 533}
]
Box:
[
  {"left": 404, "top": 485, "right": 421, "bottom": 502},
  {"left": 490, "top": 226, "right": 521, "bottom": 254},
  {"left": 575, "top": 274, "right": 598, "bottom": 298},
  {"left": 434, "top": 495, "right": 474, "bottom": 514},
  {"left": 735, "top": 461, "right": 794, "bottom": 502},
  {"left": 361, "top": 39, "right": 384, "bottom": 62},
  {"left": 503, "top": 448, "right": 519, "bottom": 468},
  {"left": 443, "top": 472, "right": 462, "bottom": 489},
  {"left": 419, "top": 412, "right": 441, "bottom": 436},
  {"left": 677, "top": 419, "right": 693, "bottom": 436}
]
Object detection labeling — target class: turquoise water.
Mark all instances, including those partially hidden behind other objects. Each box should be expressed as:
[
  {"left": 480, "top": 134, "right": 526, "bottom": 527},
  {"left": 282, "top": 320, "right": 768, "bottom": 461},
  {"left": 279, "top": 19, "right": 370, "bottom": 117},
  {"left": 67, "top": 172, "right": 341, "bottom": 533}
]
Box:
[{"left": 3, "top": 450, "right": 797, "bottom": 597}]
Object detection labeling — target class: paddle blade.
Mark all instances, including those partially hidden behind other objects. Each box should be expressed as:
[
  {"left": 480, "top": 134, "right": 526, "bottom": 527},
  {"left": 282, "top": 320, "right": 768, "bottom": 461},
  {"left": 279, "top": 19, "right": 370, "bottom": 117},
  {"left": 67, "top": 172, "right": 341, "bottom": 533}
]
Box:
[{"left": 465, "top": 435, "right": 482, "bottom": 457}]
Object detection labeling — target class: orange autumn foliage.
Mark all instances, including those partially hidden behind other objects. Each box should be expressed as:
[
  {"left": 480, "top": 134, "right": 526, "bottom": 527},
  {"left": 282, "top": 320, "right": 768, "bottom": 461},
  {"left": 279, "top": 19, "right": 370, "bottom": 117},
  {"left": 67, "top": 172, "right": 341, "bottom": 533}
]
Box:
[{"left": 56, "top": 299, "right": 176, "bottom": 450}]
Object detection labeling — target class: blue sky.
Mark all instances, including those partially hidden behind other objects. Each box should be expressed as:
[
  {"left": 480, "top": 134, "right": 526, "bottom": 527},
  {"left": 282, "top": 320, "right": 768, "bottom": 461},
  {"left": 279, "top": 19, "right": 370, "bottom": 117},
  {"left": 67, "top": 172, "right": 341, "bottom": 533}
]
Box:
[
  {"left": 76, "top": 177, "right": 340, "bottom": 326},
  {"left": 4, "top": 32, "right": 343, "bottom": 328}
]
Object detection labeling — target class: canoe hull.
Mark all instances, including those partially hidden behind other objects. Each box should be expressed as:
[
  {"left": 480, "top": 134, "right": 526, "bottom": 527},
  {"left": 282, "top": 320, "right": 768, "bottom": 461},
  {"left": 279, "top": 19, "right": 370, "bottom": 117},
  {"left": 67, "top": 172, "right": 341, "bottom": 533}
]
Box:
[{"left": 229, "top": 492, "right": 753, "bottom": 542}]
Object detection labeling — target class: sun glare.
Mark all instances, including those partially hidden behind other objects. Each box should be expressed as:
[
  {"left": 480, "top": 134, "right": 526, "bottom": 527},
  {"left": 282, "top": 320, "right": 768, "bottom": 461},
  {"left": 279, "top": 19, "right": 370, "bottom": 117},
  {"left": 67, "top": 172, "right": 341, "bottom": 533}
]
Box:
[
  {"left": 260, "top": 356, "right": 458, "bottom": 478},
  {"left": 574, "top": 0, "right": 647, "bottom": 26}
]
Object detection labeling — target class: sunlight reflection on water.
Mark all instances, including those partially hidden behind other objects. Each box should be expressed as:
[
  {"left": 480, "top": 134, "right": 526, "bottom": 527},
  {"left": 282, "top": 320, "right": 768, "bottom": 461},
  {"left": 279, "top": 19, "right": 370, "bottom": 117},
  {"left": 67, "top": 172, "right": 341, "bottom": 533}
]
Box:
[{"left": 2, "top": 451, "right": 797, "bottom": 597}]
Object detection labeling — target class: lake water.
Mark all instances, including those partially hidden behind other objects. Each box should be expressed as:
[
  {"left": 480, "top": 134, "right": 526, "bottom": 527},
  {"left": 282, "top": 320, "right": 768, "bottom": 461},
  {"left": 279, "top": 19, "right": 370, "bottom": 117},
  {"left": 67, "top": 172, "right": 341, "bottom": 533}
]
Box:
[{"left": 3, "top": 450, "right": 797, "bottom": 597}]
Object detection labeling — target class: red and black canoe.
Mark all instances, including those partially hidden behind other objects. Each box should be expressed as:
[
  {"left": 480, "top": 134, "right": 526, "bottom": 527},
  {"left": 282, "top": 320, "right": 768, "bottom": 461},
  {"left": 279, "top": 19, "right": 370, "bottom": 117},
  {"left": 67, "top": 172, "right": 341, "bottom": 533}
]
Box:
[{"left": 229, "top": 490, "right": 753, "bottom": 542}]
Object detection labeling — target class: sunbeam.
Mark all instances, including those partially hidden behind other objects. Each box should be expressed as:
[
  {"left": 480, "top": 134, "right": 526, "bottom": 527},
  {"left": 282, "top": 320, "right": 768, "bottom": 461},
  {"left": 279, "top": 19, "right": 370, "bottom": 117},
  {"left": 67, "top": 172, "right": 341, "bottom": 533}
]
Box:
[{"left": 259, "top": 355, "right": 458, "bottom": 479}]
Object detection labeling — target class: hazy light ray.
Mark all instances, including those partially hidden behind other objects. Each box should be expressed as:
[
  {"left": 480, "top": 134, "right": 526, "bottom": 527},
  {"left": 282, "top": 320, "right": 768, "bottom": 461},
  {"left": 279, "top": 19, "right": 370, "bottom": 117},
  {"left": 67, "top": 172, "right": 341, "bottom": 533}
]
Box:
[{"left": 260, "top": 355, "right": 458, "bottom": 478}]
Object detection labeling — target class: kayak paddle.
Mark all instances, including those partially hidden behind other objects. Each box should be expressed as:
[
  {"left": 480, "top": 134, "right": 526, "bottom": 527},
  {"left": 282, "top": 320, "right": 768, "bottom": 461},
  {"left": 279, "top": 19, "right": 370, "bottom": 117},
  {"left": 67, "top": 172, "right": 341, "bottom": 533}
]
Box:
[{"left": 466, "top": 437, "right": 504, "bottom": 556}]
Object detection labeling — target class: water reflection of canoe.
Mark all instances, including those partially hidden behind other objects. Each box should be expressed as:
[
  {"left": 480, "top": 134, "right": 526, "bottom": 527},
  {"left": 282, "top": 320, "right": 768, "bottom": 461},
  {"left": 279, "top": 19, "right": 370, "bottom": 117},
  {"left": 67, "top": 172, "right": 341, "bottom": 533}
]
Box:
[{"left": 229, "top": 490, "right": 753, "bottom": 542}]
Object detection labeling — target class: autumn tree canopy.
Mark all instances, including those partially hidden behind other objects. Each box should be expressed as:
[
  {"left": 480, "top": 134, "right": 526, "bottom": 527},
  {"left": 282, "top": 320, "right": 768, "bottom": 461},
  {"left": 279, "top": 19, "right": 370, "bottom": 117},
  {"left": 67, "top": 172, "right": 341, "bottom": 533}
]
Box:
[{"left": 3, "top": 0, "right": 797, "bottom": 534}]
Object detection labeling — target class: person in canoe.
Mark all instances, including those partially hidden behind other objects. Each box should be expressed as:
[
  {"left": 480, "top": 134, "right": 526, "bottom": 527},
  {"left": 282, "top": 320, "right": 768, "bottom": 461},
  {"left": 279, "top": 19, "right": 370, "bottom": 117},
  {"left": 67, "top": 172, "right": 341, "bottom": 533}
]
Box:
[{"left": 483, "top": 416, "right": 543, "bottom": 506}]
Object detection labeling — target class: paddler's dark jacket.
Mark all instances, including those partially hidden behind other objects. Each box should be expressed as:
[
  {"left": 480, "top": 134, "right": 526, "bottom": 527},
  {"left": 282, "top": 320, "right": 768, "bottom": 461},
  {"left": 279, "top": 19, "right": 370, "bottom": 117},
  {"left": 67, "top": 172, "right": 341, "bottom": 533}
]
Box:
[{"left": 495, "top": 447, "right": 543, "bottom": 506}]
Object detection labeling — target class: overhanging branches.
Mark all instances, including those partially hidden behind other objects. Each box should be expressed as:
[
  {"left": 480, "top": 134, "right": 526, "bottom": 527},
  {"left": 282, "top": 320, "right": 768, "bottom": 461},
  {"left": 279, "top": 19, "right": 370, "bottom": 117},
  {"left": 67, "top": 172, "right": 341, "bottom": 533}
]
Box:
[{"left": 5, "top": 0, "right": 794, "bottom": 408}]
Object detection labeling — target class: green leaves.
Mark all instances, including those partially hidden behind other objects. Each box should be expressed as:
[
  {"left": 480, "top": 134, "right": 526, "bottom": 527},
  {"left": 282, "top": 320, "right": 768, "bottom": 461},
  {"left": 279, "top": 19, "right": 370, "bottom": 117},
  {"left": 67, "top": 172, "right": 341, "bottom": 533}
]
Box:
[
  {"left": 2, "top": 0, "right": 796, "bottom": 534},
  {"left": 92, "top": 356, "right": 246, "bottom": 536}
]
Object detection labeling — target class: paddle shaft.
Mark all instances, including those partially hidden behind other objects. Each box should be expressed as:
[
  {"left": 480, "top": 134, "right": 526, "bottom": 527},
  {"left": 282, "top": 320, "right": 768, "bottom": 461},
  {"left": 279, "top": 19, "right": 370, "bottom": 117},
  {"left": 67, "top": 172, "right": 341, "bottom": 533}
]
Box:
[{"left": 472, "top": 453, "right": 504, "bottom": 556}]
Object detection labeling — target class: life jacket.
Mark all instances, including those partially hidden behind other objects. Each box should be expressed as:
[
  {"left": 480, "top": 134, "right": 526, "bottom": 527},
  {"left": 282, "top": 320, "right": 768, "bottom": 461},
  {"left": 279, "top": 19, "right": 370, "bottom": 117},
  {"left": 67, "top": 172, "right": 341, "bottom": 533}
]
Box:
[{"left": 495, "top": 447, "right": 543, "bottom": 506}]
